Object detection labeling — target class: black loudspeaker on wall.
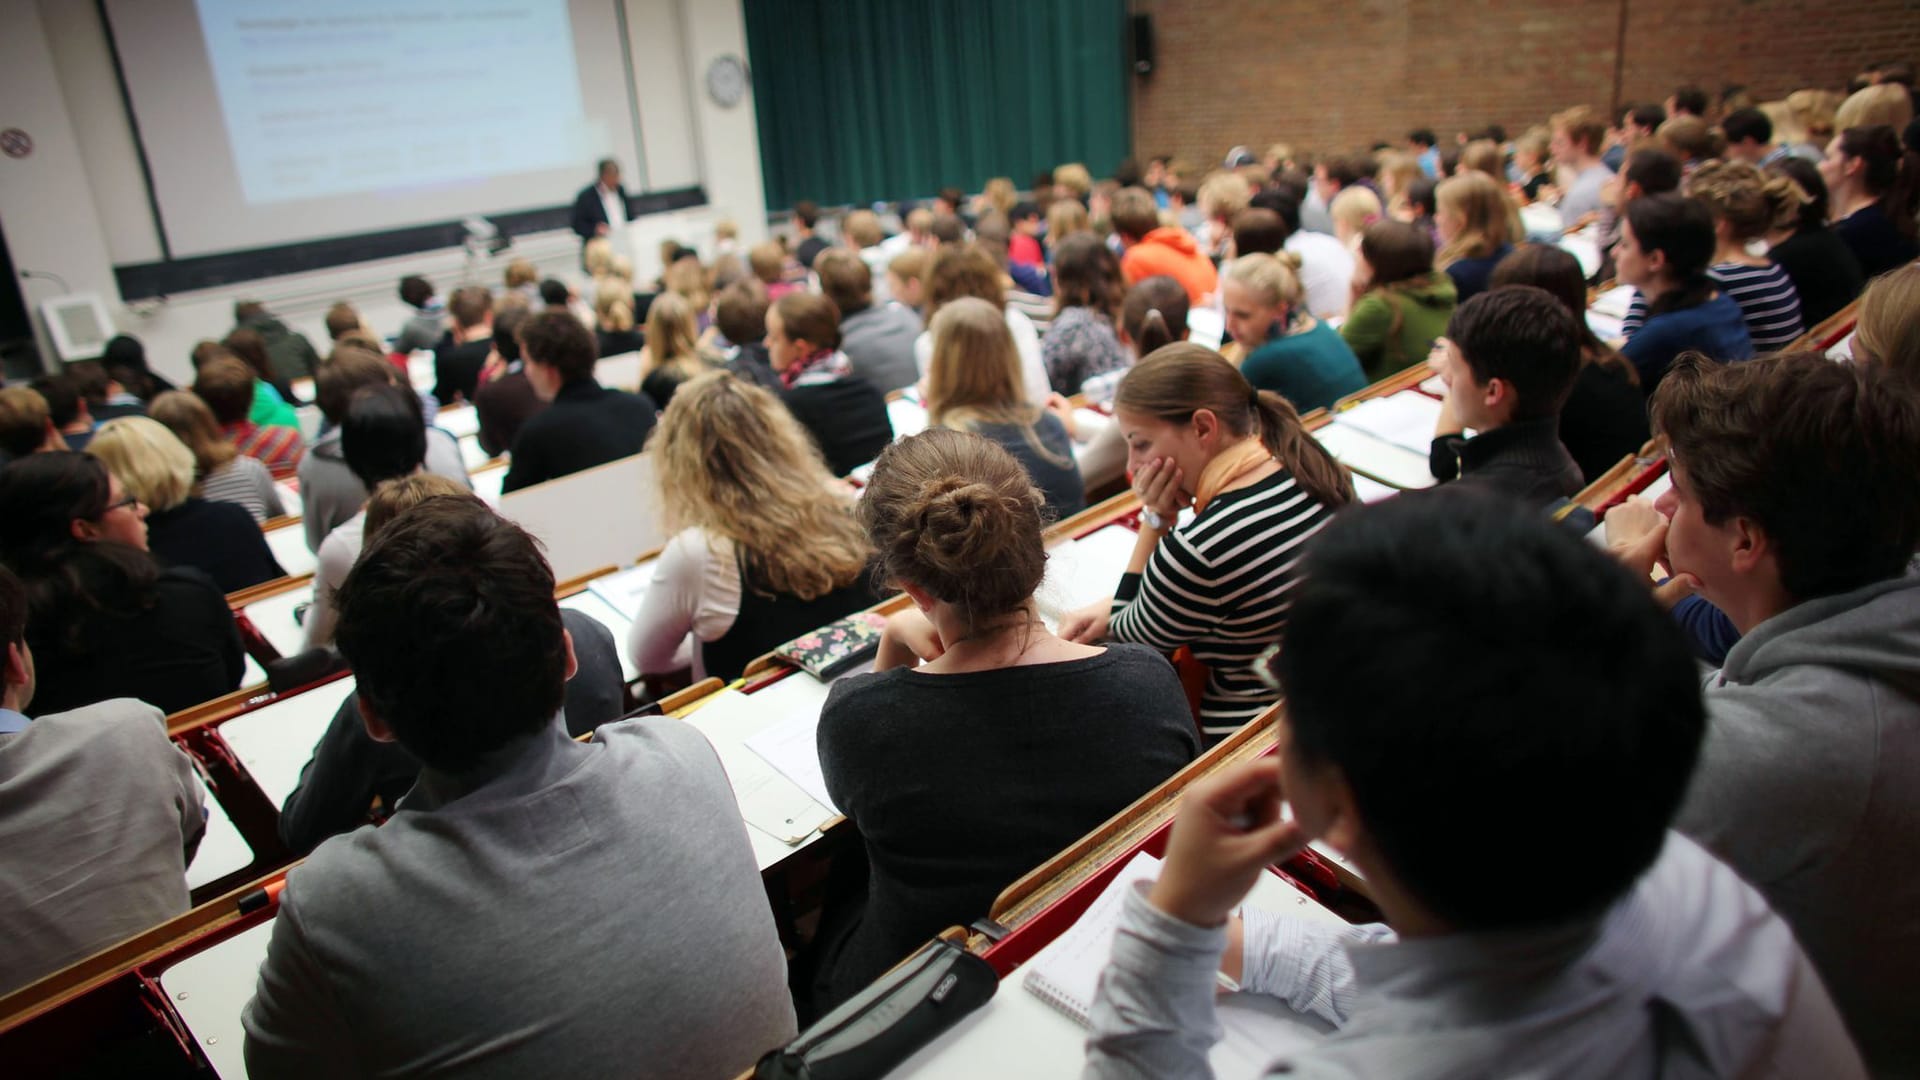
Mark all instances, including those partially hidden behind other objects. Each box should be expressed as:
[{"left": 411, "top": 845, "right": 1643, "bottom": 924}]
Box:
[{"left": 1131, "top": 13, "right": 1154, "bottom": 77}]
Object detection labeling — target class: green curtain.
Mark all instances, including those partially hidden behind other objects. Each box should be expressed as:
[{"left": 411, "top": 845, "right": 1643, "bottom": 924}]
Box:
[{"left": 744, "top": 0, "right": 1131, "bottom": 211}]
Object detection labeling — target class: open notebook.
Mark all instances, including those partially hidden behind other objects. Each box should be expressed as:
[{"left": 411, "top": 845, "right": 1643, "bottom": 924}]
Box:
[{"left": 1021, "top": 851, "right": 1333, "bottom": 1076}]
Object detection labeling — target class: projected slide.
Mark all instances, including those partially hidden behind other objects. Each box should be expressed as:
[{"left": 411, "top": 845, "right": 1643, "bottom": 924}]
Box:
[{"left": 194, "top": 0, "right": 598, "bottom": 205}]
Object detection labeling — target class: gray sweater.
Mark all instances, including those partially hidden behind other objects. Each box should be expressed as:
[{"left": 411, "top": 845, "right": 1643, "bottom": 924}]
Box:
[
  {"left": 243, "top": 716, "right": 797, "bottom": 1078},
  {"left": 838, "top": 302, "right": 923, "bottom": 394},
  {"left": 298, "top": 424, "right": 471, "bottom": 553},
  {"left": 1675, "top": 568, "right": 1920, "bottom": 1073}
]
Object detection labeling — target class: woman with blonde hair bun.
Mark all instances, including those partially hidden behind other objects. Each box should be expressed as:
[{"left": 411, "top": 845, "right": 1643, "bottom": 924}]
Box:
[
  {"left": 1222, "top": 253, "right": 1366, "bottom": 410},
  {"left": 1684, "top": 160, "right": 1808, "bottom": 350},
  {"left": 637, "top": 291, "right": 720, "bottom": 409},
  {"left": 925, "top": 297, "right": 1083, "bottom": 514},
  {"left": 1434, "top": 171, "right": 1518, "bottom": 302},
  {"left": 593, "top": 285, "right": 643, "bottom": 360},
  {"left": 87, "top": 416, "right": 284, "bottom": 592},
  {"left": 627, "top": 371, "right": 876, "bottom": 681},
  {"left": 802, "top": 427, "right": 1198, "bottom": 1012},
  {"left": 1059, "top": 343, "right": 1351, "bottom": 741}
]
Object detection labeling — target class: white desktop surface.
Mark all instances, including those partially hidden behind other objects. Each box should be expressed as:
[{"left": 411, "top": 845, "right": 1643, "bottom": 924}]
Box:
[
  {"left": 272, "top": 481, "right": 303, "bottom": 520},
  {"left": 262, "top": 525, "right": 316, "bottom": 579},
  {"left": 471, "top": 464, "right": 508, "bottom": 507},
  {"left": 159, "top": 920, "right": 273, "bottom": 1080},
  {"left": 186, "top": 775, "right": 256, "bottom": 891},
  {"left": 218, "top": 677, "right": 359, "bottom": 810},
  {"left": 435, "top": 404, "right": 481, "bottom": 440},
  {"left": 243, "top": 583, "right": 315, "bottom": 661},
  {"left": 558, "top": 590, "right": 639, "bottom": 684}
]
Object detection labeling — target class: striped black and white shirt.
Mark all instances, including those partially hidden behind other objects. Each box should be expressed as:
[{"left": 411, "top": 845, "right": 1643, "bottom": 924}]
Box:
[
  {"left": 1108, "top": 469, "right": 1337, "bottom": 742},
  {"left": 1709, "top": 262, "right": 1804, "bottom": 352},
  {"left": 197, "top": 454, "right": 286, "bottom": 524}
]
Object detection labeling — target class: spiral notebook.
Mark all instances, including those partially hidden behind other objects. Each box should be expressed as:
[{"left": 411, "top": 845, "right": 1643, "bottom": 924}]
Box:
[{"left": 1021, "top": 850, "right": 1167, "bottom": 1025}]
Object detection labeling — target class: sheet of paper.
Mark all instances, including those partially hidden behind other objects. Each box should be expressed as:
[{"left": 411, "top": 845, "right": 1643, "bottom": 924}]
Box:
[
  {"left": 586, "top": 561, "right": 656, "bottom": 623},
  {"left": 435, "top": 403, "right": 481, "bottom": 440},
  {"left": 186, "top": 775, "right": 255, "bottom": 891},
  {"left": 1590, "top": 284, "right": 1638, "bottom": 320},
  {"left": 680, "top": 689, "right": 837, "bottom": 869},
  {"left": 744, "top": 708, "right": 839, "bottom": 814},
  {"left": 1311, "top": 424, "right": 1436, "bottom": 490},
  {"left": 244, "top": 583, "right": 315, "bottom": 661},
  {"left": 1827, "top": 331, "right": 1856, "bottom": 362},
  {"left": 262, "top": 524, "right": 316, "bottom": 579},
  {"left": 1418, "top": 374, "right": 1446, "bottom": 397},
  {"left": 471, "top": 464, "right": 507, "bottom": 507},
  {"left": 1586, "top": 310, "right": 1625, "bottom": 344},
  {"left": 1186, "top": 306, "right": 1225, "bottom": 351},
  {"left": 458, "top": 434, "right": 492, "bottom": 471},
  {"left": 273, "top": 480, "right": 302, "bottom": 520},
  {"left": 159, "top": 920, "right": 275, "bottom": 1080},
  {"left": 1332, "top": 392, "right": 1445, "bottom": 456},
  {"left": 887, "top": 397, "right": 929, "bottom": 439},
  {"left": 1036, "top": 524, "right": 1139, "bottom": 619},
  {"left": 1352, "top": 474, "right": 1397, "bottom": 504},
  {"left": 218, "top": 676, "right": 359, "bottom": 809}
]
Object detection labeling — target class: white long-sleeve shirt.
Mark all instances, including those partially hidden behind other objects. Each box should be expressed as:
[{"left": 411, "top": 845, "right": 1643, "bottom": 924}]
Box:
[{"left": 626, "top": 528, "right": 744, "bottom": 681}]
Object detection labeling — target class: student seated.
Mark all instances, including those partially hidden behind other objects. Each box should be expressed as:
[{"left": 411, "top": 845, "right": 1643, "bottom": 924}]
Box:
[
  {"left": 913, "top": 244, "right": 1051, "bottom": 405},
  {"left": 1489, "top": 246, "right": 1649, "bottom": 483},
  {"left": 766, "top": 292, "right": 892, "bottom": 477},
  {"left": 472, "top": 302, "right": 543, "bottom": 457},
  {"left": 1618, "top": 352, "right": 1920, "bottom": 1072},
  {"left": 67, "top": 360, "right": 146, "bottom": 424},
  {"left": 0, "top": 565, "right": 206, "bottom": 997},
  {"left": 1821, "top": 124, "right": 1920, "bottom": 278},
  {"left": 431, "top": 286, "right": 495, "bottom": 405},
  {"left": 193, "top": 339, "right": 298, "bottom": 429},
  {"left": 1248, "top": 195, "right": 1355, "bottom": 321},
  {"left": 87, "top": 417, "right": 284, "bottom": 593},
  {"left": 593, "top": 286, "right": 645, "bottom": 360},
  {"left": 232, "top": 299, "right": 321, "bottom": 387},
  {"left": 277, "top": 478, "right": 625, "bottom": 854},
  {"left": 627, "top": 372, "right": 878, "bottom": 681},
  {"left": 925, "top": 298, "right": 1085, "bottom": 514},
  {"left": 148, "top": 391, "right": 286, "bottom": 524},
  {"left": 0, "top": 386, "right": 64, "bottom": 464},
  {"left": 1550, "top": 105, "right": 1617, "bottom": 228},
  {"left": 1042, "top": 234, "right": 1132, "bottom": 394},
  {"left": 1848, "top": 261, "right": 1920, "bottom": 374},
  {"left": 31, "top": 373, "right": 96, "bottom": 452},
  {"left": 192, "top": 355, "right": 304, "bottom": 475},
  {"left": 300, "top": 346, "right": 469, "bottom": 551},
  {"left": 1223, "top": 253, "right": 1366, "bottom": 412},
  {"left": 815, "top": 248, "right": 921, "bottom": 394},
  {"left": 1061, "top": 346, "right": 1351, "bottom": 742},
  {"left": 241, "top": 496, "right": 796, "bottom": 1076},
  {"left": 1614, "top": 194, "right": 1753, "bottom": 394},
  {"left": 0, "top": 453, "right": 242, "bottom": 715},
  {"left": 1433, "top": 172, "right": 1516, "bottom": 303},
  {"left": 1111, "top": 186, "right": 1219, "bottom": 303},
  {"left": 393, "top": 274, "right": 447, "bottom": 355},
  {"left": 500, "top": 310, "right": 659, "bottom": 493},
  {"left": 1764, "top": 157, "right": 1867, "bottom": 328},
  {"left": 712, "top": 282, "right": 784, "bottom": 392},
  {"left": 1685, "top": 161, "right": 1807, "bottom": 351},
  {"left": 1340, "top": 221, "right": 1458, "bottom": 381},
  {"left": 1427, "top": 286, "right": 1585, "bottom": 505},
  {"left": 304, "top": 385, "right": 432, "bottom": 650},
  {"left": 636, "top": 291, "right": 720, "bottom": 410},
  {"left": 805, "top": 429, "right": 1199, "bottom": 1011},
  {"left": 1083, "top": 491, "right": 1863, "bottom": 1078},
  {"left": 102, "top": 334, "right": 177, "bottom": 404}
]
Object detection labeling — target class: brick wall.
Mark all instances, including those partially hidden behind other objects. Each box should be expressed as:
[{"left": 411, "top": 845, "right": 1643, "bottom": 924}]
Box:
[{"left": 1130, "top": 0, "right": 1920, "bottom": 167}]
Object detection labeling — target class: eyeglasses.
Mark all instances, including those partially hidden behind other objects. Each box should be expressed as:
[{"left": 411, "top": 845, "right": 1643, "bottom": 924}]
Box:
[{"left": 103, "top": 494, "right": 143, "bottom": 514}]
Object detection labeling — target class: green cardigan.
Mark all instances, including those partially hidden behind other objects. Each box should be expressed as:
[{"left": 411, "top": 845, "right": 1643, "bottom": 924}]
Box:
[{"left": 1340, "top": 272, "right": 1458, "bottom": 382}]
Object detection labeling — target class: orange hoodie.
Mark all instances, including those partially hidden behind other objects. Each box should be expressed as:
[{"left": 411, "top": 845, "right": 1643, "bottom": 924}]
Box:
[{"left": 1120, "top": 227, "right": 1219, "bottom": 305}]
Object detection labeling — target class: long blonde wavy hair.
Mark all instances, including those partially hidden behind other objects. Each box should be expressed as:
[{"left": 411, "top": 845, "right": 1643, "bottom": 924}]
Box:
[{"left": 651, "top": 371, "right": 870, "bottom": 599}]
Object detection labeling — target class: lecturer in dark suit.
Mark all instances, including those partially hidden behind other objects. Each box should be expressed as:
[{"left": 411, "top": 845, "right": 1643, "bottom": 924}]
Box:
[
  {"left": 571, "top": 159, "right": 629, "bottom": 254},
  {"left": 501, "top": 310, "right": 658, "bottom": 493}
]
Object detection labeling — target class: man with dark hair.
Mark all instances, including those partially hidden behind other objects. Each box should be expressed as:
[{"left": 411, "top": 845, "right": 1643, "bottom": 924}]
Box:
[
  {"left": 570, "top": 158, "right": 628, "bottom": 260},
  {"left": 500, "top": 310, "right": 658, "bottom": 493},
  {"left": 791, "top": 199, "right": 829, "bottom": 269},
  {"left": 195, "top": 356, "right": 303, "bottom": 473},
  {"left": 1007, "top": 201, "right": 1045, "bottom": 268},
  {"left": 1667, "top": 85, "right": 1709, "bottom": 119},
  {"left": 1618, "top": 352, "right": 1920, "bottom": 1072},
  {"left": 231, "top": 298, "right": 321, "bottom": 386},
  {"left": 1407, "top": 128, "right": 1440, "bottom": 177},
  {"left": 1721, "top": 107, "right": 1780, "bottom": 166},
  {"left": 1085, "top": 491, "right": 1860, "bottom": 1076},
  {"left": 67, "top": 359, "right": 145, "bottom": 422},
  {"left": 1428, "top": 286, "right": 1585, "bottom": 506},
  {"left": 0, "top": 564, "right": 206, "bottom": 996},
  {"left": 432, "top": 286, "right": 493, "bottom": 406},
  {"left": 28, "top": 373, "right": 93, "bottom": 452},
  {"left": 242, "top": 498, "right": 796, "bottom": 1075},
  {"left": 713, "top": 282, "right": 781, "bottom": 392},
  {"left": 300, "top": 347, "right": 470, "bottom": 552},
  {"left": 1248, "top": 187, "right": 1354, "bottom": 320},
  {"left": 1112, "top": 186, "right": 1217, "bottom": 304},
  {"left": 814, "top": 249, "right": 919, "bottom": 394},
  {"left": 1606, "top": 102, "right": 1669, "bottom": 171},
  {"left": 394, "top": 274, "right": 446, "bottom": 354},
  {"left": 473, "top": 302, "right": 547, "bottom": 458}
]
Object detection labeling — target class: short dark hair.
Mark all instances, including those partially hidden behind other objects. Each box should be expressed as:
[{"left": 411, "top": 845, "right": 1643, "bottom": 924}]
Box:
[
  {"left": 1652, "top": 351, "right": 1920, "bottom": 601},
  {"left": 937, "top": 187, "right": 965, "bottom": 209},
  {"left": 1231, "top": 208, "right": 1289, "bottom": 256},
  {"left": 315, "top": 347, "right": 396, "bottom": 425},
  {"left": 335, "top": 498, "right": 566, "bottom": 772},
  {"left": 192, "top": 356, "right": 257, "bottom": 426},
  {"left": 1358, "top": 220, "right": 1436, "bottom": 288},
  {"left": 1274, "top": 489, "right": 1706, "bottom": 930},
  {"left": 1624, "top": 194, "right": 1717, "bottom": 315},
  {"left": 1446, "top": 286, "right": 1584, "bottom": 418},
  {"left": 1249, "top": 186, "right": 1303, "bottom": 234},
  {"left": 1722, "top": 107, "right": 1772, "bottom": 146},
  {"left": 1404, "top": 176, "right": 1439, "bottom": 218},
  {"left": 538, "top": 279, "right": 569, "bottom": 307},
  {"left": 67, "top": 361, "right": 111, "bottom": 404},
  {"left": 793, "top": 199, "right": 821, "bottom": 228},
  {"left": 1622, "top": 148, "right": 1684, "bottom": 196},
  {"left": 1008, "top": 200, "right": 1041, "bottom": 223},
  {"left": 1318, "top": 156, "right": 1365, "bottom": 188},
  {"left": 929, "top": 214, "right": 966, "bottom": 245},
  {"left": 399, "top": 275, "right": 435, "bottom": 309},
  {"left": 1628, "top": 103, "right": 1667, "bottom": 131},
  {"left": 233, "top": 300, "right": 266, "bottom": 324},
  {"left": 519, "top": 309, "right": 598, "bottom": 383},
  {"left": 813, "top": 249, "right": 874, "bottom": 316},
  {"left": 492, "top": 304, "right": 530, "bottom": 364},
  {"left": 341, "top": 384, "right": 427, "bottom": 488},
  {"left": 1408, "top": 128, "right": 1437, "bottom": 148},
  {"left": 0, "top": 564, "right": 25, "bottom": 649},
  {"left": 1109, "top": 186, "right": 1161, "bottom": 240},
  {"left": 29, "top": 374, "right": 81, "bottom": 429},
  {"left": 1671, "top": 85, "right": 1709, "bottom": 116},
  {"left": 714, "top": 282, "right": 769, "bottom": 346}
]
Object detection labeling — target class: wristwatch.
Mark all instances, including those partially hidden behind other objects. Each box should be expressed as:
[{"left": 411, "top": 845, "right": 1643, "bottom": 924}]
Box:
[{"left": 1139, "top": 507, "right": 1168, "bottom": 531}]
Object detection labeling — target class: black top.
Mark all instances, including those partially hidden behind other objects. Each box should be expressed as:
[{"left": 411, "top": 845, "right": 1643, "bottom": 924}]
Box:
[
  {"left": 699, "top": 553, "right": 882, "bottom": 682},
  {"left": 28, "top": 566, "right": 244, "bottom": 717},
  {"left": 432, "top": 339, "right": 493, "bottom": 405},
  {"left": 1833, "top": 204, "right": 1920, "bottom": 280},
  {"left": 570, "top": 183, "right": 626, "bottom": 242},
  {"left": 812, "top": 644, "right": 1199, "bottom": 1006},
  {"left": 795, "top": 236, "right": 831, "bottom": 269},
  {"left": 1558, "top": 361, "right": 1651, "bottom": 484},
  {"left": 474, "top": 368, "right": 546, "bottom": 458},
  {"left": 964, "top": 414, "right": 1085, "bottom": 517},
  {"left": 595, "top": 327, "right": 645, "bottom": 359},
  {"left": 1430, "top": 415, "right": 1585, "bottom": 508},
  {"left": 781, "top": 377, "right": 893, "bottom": 477},
  {"left": 276, "top": 609, "right": 627, "bottom": 854},
  {"left": 500, "top": 379, "right": 659, "bottom": 493},
  {"left": 1443, "top": 245, "right": 1513, "bottom": 305},
  {"left": 1769, "top": 228, "right": 1868, "bottom": 328},
  {"left": 726, "top": 345, "right": 783, "bottom": 393},
  {"left": 146, "top": 498, "right": 287, "bottom": 594}
]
